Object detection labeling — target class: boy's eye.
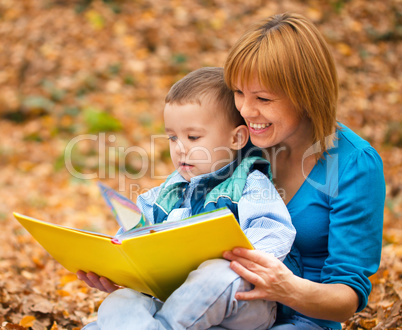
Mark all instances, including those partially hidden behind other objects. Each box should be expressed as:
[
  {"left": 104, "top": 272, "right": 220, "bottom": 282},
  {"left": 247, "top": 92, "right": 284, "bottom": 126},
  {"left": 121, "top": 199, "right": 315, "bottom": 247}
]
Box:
[
  {"left": 168, "top": 136, "right": 178, "bottom": 142},
  {"left": 188, "top": 136, "right": 200, "bottom": 141}
]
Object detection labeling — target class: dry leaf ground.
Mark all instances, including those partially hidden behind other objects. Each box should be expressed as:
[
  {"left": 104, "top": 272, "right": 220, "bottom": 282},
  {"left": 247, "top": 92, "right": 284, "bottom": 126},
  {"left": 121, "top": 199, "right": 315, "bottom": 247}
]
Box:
[{"left": 0, "top": 0, "right": 401, "bottom": 329}]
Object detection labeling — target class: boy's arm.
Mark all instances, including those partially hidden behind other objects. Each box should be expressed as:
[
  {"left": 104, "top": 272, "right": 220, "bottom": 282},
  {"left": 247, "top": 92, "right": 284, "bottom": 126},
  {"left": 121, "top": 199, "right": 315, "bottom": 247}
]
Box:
[{"left": 238, "top": 170, "right": 295, "bottom": 261}]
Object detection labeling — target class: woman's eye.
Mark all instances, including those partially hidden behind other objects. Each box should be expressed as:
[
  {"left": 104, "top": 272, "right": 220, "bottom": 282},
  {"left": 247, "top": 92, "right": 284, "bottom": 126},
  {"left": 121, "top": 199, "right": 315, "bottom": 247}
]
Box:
[
  {"left": 168, "top": 136, "right": 177, "bottom": 142},
  {"left": 257, "top": 97, "right": 271, "bottom": 102},
  {"left": 234, "top": 90, "right": 243, "bottom": 95},
  {"left": 188, "top": 136, "right": 200, "bottom": 141}
]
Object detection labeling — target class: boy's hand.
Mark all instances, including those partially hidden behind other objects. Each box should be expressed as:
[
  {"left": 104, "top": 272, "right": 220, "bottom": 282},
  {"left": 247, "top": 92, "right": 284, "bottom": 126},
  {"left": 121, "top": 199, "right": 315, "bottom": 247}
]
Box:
[{"left": 76, "top": 270, "right": 120, "bottom": 293}]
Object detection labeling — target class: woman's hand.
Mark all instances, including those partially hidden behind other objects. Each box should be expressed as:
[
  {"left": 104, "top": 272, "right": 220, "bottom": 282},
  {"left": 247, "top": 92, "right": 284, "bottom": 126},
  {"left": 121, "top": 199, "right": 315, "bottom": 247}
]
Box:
[
  {"left": 223, "top": 248, "right": 297, "bottom": 303},
  {"left": 76, "top": 270, "right": 121, "bottom": 293},
  {"left": 223, "top": 247, "right": 359, "bottom": 322}
]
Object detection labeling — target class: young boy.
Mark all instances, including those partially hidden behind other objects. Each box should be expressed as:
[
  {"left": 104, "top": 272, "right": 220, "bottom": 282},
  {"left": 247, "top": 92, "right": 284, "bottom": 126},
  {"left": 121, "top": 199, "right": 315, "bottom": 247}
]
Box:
[{"left": 81, "top": 67, "right": 295, "bottom": 329}]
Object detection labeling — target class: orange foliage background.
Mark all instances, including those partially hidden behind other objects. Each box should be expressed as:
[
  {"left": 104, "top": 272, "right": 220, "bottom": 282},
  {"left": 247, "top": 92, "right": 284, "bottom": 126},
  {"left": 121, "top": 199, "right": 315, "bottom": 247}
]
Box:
[{"left": 0, "top": 0, "right": 401, "bottom": 329}]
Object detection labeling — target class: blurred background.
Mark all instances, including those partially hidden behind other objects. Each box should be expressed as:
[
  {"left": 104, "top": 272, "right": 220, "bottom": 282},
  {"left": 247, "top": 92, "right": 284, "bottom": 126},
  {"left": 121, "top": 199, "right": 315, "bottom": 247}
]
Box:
[{"left": 0, "top": 0, "right": 401, "bottom": 328}]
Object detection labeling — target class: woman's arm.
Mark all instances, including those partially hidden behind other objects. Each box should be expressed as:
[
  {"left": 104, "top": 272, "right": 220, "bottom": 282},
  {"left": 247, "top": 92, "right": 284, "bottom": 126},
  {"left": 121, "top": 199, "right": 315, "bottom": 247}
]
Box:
[
  {"left": 223, "top": 248, "right": 359, "bottom": 322},
  {"left": 229, "top": 142, "right": 384, "bottom": 322}
]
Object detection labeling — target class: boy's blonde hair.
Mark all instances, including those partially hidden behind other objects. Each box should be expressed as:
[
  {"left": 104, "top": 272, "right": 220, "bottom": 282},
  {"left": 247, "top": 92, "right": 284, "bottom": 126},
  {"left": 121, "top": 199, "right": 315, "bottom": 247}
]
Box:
[
  {"left": 165, "top": 67, "right": 245, "bottom": 127},
  {"left": 224, "top": 13, "right": 338, "bottom": 154}
]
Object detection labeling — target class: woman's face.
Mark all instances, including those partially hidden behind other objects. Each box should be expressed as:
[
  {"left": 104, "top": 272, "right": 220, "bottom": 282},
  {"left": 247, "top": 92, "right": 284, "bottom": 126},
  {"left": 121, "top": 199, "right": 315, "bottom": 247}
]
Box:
[{"left": 233, "top": 76, "right": 308, "bottom": 150}]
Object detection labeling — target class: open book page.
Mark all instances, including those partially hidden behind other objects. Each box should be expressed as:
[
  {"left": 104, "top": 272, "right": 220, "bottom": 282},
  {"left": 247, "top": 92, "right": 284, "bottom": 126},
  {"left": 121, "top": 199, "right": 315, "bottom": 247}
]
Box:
[
  {"left": 115, "top": 208, "right": 233, "bottom": 242},
  {"left": 98, "top": 182, "right": 151, "bottom": 231}
]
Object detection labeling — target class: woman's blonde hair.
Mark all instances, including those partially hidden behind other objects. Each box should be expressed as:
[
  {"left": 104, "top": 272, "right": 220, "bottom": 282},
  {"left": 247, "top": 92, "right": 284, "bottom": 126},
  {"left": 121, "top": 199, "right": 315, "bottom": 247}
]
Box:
[{"left": 224, "top": 13, "right": 338, "bottom": 154}]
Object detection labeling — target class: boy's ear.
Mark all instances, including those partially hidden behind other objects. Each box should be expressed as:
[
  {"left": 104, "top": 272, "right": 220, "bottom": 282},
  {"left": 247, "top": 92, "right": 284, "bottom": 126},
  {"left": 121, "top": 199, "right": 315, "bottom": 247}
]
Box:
[{"left": 230, "top": 125, "right": 249, "bottom": 150}]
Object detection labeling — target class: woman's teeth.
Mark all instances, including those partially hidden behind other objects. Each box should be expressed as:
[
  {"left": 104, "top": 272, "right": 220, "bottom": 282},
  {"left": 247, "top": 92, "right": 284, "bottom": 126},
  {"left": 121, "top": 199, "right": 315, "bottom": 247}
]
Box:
[{"left": 249, "top": 123, "right": 271, "bottom": 130}]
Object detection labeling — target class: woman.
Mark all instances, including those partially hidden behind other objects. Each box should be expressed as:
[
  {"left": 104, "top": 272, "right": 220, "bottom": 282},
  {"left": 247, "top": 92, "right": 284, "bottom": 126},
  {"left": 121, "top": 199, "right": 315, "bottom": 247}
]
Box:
[{"left": 222, "top": 13, "right": 385, "bottom": 329}]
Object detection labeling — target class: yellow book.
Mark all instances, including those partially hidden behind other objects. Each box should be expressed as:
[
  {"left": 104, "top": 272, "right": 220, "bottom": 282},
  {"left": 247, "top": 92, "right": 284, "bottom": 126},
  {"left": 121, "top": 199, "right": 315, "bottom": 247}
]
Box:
[{"left": 13, "top": 208, "right": 253, "bottom": 301}]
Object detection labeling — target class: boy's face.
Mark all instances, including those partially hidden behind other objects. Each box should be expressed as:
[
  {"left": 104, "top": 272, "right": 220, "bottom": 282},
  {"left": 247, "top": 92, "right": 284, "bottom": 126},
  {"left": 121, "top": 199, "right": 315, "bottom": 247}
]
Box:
[{"left": 164, "top": 98, "right": 238, "bottom": 182}]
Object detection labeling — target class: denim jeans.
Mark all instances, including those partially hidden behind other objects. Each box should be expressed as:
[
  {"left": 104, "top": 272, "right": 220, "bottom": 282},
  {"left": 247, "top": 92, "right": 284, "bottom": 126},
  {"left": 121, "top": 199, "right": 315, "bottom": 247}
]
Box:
[
  {"left": 272, "top": 316, "right": 337, "bottom": 330},
  {"left": 82, "top": 259, "right": 276, "bottom": 330}
]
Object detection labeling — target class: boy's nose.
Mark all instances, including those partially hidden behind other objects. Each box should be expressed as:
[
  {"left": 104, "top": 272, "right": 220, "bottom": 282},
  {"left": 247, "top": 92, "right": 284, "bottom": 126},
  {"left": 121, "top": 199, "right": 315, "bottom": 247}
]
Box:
[{"left": 175, "top": 140, "right": 187, "bottom": 155}]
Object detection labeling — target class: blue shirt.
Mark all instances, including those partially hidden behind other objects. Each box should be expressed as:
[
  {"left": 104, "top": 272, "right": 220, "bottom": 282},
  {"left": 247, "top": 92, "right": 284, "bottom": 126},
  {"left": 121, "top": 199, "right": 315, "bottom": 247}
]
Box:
[
  {"left": 137, "top": 161, "right": 296, "bottom": 261},
  {"left": 287, "top": 124, "right": 385, "bottom": 328}
]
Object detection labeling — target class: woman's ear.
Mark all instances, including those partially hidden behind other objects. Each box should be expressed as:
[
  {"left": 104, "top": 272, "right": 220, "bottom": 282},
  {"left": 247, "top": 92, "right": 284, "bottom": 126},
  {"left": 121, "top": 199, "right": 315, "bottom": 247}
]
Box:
[{"left": 230, "top": 125, "right": 249, "bottom": 150}]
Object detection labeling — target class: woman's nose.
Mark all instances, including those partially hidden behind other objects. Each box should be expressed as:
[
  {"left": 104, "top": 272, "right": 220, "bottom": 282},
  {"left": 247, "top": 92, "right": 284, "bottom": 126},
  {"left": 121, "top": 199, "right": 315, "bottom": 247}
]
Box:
[{"left": 239, "top": 99, "right": 259, "bottom": 118}]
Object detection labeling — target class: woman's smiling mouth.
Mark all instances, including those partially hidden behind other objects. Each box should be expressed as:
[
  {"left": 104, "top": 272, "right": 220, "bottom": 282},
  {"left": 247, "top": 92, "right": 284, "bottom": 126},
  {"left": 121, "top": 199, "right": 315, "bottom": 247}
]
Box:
[{"left": 249, "top": 122, "right": 272, "bottom": 133}]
